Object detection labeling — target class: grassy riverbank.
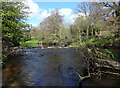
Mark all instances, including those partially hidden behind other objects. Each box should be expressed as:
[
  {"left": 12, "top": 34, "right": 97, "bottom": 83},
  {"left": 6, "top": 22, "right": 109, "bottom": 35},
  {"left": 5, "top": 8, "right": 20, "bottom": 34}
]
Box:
[{"left": 20, "top": 40, "right": 39, "bottom": 47}]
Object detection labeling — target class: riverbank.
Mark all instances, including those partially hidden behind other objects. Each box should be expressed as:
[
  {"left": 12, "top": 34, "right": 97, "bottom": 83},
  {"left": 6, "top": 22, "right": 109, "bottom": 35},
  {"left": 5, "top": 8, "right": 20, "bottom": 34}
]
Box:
[{"left": 85, "top": 48, "right": 120, "bottom": 76}]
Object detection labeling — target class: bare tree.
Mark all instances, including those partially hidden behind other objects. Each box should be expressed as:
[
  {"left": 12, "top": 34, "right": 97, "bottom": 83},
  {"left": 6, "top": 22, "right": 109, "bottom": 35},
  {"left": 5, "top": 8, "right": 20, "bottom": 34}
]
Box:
[
  {"left": 39, "top": 9, "right": 63, "bottom": 43},
  {"left": 100, "top": 1, "right": 120, "bottom": 37},
  {"left": 75, "top": 2, "right": 91, "bottom": 38}
]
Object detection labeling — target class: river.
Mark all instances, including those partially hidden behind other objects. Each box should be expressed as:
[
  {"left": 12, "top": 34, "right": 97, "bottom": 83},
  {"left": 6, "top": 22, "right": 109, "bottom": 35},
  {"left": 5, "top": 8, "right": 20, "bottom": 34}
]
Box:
[{"left": 2, "top": 47, "right": 120, "bottom": 87}]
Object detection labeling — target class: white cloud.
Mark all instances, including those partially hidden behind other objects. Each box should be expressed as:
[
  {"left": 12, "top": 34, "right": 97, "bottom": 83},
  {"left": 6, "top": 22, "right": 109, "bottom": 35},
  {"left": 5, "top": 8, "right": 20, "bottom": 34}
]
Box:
[
  {"left": 48, "top": 8, "right": 55, "bottom": 13},
  {"left": 37, "top": 8, "right": 73, "bottom": 22},
  {"left": 67, "top": 13, "right": 89, "bottom": 23},
  {"left": 37, "top": 10, "right": 51, "bottom": 20},
  {"left": 78, "top": 13, "right": 89, "bottom": 16},
  {"left": 59, "top": 8, "right": 73, "bottom": 17},
  {"left": 23, "top": 0, "right": 89, "bottom": 25},
  {"left": 68, "top": 14, "right": 78, "bottom": 22},
  {"left": 24, "top": 0, "right": 42, "bottom": 17},
  {"left": 28, "top": 22, "right": 37, "bottom": 27},
  {"left": 40, "top": 10, "right": 48, "bottom": 18},
  {"left": 37, "top": 8, "right": 73, "bottom": 20},
  {"left": 36, "top": 8, "right": 87, "bottom": 23}
]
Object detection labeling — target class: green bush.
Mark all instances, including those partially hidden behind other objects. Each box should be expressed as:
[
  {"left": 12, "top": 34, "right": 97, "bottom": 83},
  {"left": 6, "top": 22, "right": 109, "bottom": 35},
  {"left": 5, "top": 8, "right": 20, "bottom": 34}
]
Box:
[
  {"left": 70, "top": 42, "right": 79, "bottom": 47},
  {"left": 104, "top": 49, "right": 116, "bottom": 59}
]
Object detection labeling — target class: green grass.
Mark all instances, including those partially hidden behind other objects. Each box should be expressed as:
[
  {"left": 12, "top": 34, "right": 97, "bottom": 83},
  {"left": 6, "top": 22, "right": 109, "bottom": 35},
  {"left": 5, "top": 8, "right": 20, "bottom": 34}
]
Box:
[
  {"left": 25, "top": 40, "right": 38, "bottom": 43},
  {"left": 20, "top": 43, "right": 39, "bottom": 47},
  {"left": 20, "top": 40, "right": 39, "bottom": 47}
]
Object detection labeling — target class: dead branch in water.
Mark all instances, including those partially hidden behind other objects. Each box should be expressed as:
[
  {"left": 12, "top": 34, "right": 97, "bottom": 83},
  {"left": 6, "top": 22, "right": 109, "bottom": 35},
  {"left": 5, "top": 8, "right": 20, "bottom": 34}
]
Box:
[
  {"left": 69, "top": 52, "right": 92, "bottom": 82},
  {"left": 75, "top": 71, "right": 91, "bottom": 82}
]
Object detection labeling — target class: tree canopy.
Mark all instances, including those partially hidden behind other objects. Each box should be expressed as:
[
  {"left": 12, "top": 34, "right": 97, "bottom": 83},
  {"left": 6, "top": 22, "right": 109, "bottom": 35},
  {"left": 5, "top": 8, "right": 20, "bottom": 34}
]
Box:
[{"left": 2, "top": 1, "right": 30, "bottom": 47}]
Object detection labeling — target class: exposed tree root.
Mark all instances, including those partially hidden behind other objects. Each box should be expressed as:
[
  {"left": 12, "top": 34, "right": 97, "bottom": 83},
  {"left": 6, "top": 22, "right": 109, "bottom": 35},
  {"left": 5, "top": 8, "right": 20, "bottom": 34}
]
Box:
[
  {"left": 77, "top": 49, "right": 120, "bottom": 83},
  {"left": 101, "top": 71, "right": 120, "bottom": 76}
]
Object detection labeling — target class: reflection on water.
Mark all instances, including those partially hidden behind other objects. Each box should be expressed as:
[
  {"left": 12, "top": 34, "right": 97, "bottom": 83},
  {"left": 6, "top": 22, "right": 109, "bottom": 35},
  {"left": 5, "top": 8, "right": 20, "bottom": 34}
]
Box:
[{"left": 2, "top": 47, "right": 120, "bottom": 87}]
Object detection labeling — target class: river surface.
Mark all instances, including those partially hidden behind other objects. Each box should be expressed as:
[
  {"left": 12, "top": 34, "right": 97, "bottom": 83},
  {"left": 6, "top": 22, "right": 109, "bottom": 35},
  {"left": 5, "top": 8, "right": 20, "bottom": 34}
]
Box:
[{"left": 2, "top": 47, "right": 120, "bottom": 87}]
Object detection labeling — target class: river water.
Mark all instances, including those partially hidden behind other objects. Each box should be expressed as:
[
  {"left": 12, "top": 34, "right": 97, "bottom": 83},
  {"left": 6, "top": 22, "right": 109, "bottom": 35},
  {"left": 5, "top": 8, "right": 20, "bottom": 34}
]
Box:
[{"left": 2, "top": 47, "right": 120, "bottom": 87}]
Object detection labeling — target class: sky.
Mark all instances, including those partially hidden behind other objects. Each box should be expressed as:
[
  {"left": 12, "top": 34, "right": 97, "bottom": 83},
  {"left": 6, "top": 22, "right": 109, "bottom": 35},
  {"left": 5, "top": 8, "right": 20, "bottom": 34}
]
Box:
[{"left": 24, "top": 0, "right": 82, "bottom": 27}]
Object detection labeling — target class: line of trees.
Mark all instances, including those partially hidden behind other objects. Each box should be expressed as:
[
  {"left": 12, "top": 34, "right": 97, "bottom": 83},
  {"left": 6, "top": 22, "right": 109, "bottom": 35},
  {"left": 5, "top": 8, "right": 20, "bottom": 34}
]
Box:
[
  {"left": 2, "top": 1, "right": 120, "bottom": 48},
  {"left": 30, "top": 2, "right": 120, "bottom": 47}
]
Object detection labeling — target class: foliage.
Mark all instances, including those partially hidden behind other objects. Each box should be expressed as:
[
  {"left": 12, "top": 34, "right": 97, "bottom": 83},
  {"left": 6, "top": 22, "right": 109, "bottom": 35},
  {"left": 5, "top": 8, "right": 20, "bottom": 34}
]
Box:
[
  {"left": 2, "top": 1, "right": 30, "bottom": 47},
  {"left": 2, "top": 1, "right": 30, "bottom": 61},
  {"left": 103, "top": 49, "right": 116, "bottom": 59},
  {"left": 70, "top": 42, "right": 79, "bottom": 47}
]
